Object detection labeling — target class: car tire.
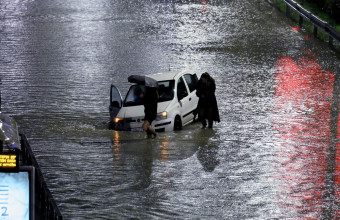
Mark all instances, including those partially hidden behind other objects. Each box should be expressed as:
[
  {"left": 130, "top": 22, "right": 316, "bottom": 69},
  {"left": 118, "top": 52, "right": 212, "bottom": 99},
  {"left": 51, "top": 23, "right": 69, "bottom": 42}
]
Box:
[
  {"left": 108, "top": 121, "right": 115, "bottom": 130},
  {"left": 174, "top": 115, "right": 182, "bottom": 130}
]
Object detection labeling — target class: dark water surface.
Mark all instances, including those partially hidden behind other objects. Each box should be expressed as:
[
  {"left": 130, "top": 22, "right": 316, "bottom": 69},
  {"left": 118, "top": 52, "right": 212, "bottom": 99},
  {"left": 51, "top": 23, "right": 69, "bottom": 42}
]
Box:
[{"left": 1, "top": 0, "right": 340, "bottom": 219}]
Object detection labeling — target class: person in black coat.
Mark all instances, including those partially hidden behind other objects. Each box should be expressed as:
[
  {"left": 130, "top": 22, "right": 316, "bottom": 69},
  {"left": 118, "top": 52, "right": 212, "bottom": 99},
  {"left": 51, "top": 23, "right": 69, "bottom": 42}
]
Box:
[
  {"left": 196, "top": 72, "right": 220, "bottom": 128},
  {"left": 142, "top": 87, "right": 158, "bottom": 138}
]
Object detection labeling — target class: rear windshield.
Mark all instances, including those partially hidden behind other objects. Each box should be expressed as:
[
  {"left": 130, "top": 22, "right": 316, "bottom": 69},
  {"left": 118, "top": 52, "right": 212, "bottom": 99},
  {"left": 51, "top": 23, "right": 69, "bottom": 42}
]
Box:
[{"left": 123, "top": 80, "right": 175, "bottom": 107}]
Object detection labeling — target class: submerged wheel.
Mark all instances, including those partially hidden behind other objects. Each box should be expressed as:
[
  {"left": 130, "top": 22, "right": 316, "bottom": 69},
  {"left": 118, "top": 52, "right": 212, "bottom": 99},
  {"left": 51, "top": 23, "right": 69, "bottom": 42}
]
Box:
[
  {"left": 174, "top": 115, "right": 182, "bottom": 130},
  {"left": 109, "top": 121, "right": 114, "bottom": 130}
]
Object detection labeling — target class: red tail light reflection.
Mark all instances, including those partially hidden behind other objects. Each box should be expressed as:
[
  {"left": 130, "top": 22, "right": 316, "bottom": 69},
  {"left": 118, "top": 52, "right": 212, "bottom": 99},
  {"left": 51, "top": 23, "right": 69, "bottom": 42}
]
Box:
[{"left": 273, "top": 55, "right": 339, "bottom": 218}]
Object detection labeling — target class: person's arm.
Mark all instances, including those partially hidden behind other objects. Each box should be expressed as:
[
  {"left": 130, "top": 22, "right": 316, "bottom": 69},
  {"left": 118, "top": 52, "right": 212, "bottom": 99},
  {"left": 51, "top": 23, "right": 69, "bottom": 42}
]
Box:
[{"left": 196, "top": 81, "right": 203, "bottom": 97}]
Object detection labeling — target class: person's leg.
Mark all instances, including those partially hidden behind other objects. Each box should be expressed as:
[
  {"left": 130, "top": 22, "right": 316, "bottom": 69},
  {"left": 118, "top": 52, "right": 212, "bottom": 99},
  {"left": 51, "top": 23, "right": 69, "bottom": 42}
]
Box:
[
  {"left": 147, "top": 126, "right": 157, "bottom": 138},
  {"left": 142, "top": 120, "right": 151, "bottom": 138},
  {"left": 199, "top": 108, "right": 207, "bottom": 128},
  {"left": 143, "top": 120, "right": 157, "bottom": 138},
  {"left": 143, "top": 120, "right": 150, "bottom": 131}
]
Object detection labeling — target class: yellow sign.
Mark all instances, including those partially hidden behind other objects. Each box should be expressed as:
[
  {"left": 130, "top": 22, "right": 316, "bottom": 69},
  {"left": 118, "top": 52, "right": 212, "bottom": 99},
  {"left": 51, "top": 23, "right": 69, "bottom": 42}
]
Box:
[{"left": 0, "top": 153, "right": 18, "bottom": 171}]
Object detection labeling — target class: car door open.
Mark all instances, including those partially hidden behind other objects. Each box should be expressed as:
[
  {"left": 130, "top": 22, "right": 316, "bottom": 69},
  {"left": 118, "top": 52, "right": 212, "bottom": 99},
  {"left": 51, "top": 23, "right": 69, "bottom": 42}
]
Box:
[
  {"left": 109, "top": 84, "right": 123, "bottom": 119},
  {"left": 177, "top": 77, "right": 193, "bottom": 124}
]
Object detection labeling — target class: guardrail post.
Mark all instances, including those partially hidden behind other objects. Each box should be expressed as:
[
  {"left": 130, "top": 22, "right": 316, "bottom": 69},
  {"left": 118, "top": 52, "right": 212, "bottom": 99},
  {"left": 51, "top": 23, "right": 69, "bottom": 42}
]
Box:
[
  {"left": 299, "top": 14, "right": 303, "bottom": 26},
  {"left": 313, "top": 25, "right": 318, "bottom": 37},
  {"left": 286, "top": 5, "right": 291, "bottom": 18},
  {"left": 329, "top": 36, "right": 334, "bottom": 48}
]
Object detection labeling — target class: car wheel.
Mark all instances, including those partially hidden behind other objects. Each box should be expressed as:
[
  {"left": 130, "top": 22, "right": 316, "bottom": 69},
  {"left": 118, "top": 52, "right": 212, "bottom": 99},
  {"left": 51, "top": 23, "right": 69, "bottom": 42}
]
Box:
[
  {"left": 108, "top": 121, "right": 115, "bottom": 130},
  {"left": 174, "top": 115, "right": 182, "bottom": 130}
]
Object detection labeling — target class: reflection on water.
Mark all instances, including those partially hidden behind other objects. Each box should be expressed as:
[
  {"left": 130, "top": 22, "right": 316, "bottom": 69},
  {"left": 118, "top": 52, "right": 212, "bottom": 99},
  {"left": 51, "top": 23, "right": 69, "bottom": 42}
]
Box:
[
  {"left": 273, "top": 52, "right": 340, "bottom": 219},
  {"left": 2, "top": 0, "right": 340, "bottom": 218},
  {"left": 112, "top": 130, "right": 121, "bottom": 168},
  {"left": 160, "top": 140, "right": 169, "bottom": 162},
  {"left": 197, "top": 129, "right": 220, "bottom": 172}
]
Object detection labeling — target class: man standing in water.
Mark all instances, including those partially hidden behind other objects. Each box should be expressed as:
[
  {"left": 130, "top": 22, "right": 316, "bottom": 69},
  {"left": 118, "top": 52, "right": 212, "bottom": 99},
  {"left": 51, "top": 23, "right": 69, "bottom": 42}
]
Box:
[
  {"left": 142, "top": 86, "right": 158, "bottom": 138},
  {"left": 196, "top": 72, "right": 220, "bottom": 128}
]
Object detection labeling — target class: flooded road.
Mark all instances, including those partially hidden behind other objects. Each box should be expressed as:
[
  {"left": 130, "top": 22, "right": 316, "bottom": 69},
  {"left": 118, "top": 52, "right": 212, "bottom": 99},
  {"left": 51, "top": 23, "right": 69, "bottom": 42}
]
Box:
[{"left": 1, "top": 0, "right": 340, "bottom": 219}]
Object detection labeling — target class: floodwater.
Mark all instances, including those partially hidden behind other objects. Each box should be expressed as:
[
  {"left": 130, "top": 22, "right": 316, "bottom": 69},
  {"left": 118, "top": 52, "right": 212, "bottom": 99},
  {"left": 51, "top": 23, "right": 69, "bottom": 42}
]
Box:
[{"left": 1, "top": 0, "right": 340, "bottom": 219}]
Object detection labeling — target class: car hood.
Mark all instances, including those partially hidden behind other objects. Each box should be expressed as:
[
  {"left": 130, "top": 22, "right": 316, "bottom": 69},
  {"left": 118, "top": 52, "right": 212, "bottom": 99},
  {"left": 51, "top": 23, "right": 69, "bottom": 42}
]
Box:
[{"left": 117, "top": 101, "right": 171, "bottom": 118}]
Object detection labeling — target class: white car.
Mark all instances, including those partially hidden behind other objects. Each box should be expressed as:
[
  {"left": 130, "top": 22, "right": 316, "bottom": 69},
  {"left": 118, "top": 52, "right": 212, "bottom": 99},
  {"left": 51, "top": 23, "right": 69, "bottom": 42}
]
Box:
[{"left": 109, "top": 70, "right": 199, "bottom": 132}]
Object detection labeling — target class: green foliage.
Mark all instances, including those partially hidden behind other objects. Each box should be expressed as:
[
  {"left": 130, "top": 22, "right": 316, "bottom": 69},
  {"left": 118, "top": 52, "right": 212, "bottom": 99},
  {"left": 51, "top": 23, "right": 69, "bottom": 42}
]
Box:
[
  {"left": 299, "top": 0, "right": 340, "bottom": 23},
  {"left": 276, "top": 0, "right": 287, "bottom": 12},
  {"left": 296, "top": 0, "right": 340, "bottom": 29}
]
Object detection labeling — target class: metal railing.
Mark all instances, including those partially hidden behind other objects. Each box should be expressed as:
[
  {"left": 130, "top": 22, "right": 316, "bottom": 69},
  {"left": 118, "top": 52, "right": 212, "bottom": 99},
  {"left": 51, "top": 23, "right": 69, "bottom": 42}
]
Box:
[
  {"left": 269, "top": 0, "right": 340, "bottom": 48},
  {"left": 20, "top": 134, "right": 63, "bottom": 220}
]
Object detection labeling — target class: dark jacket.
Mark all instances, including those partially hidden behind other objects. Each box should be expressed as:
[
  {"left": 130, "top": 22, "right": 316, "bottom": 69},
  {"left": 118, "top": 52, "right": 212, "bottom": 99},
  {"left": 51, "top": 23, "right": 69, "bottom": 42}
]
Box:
[
  {"left": 143, "top": 87, "right": 158, "bottom": 123},
  {"left": 196, "top": 79, "right": 220, "bottom": 122}
]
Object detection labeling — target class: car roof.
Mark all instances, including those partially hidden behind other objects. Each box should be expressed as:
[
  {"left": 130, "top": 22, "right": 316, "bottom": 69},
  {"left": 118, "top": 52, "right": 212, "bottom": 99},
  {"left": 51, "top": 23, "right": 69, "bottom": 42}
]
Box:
[{"left": 147, "top": 70, "right": 195, "bottom": 81}]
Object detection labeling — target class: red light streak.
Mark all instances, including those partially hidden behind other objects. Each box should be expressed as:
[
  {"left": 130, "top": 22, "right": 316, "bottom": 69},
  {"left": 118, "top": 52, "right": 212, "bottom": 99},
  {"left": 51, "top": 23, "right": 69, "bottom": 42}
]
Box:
[
  {"left": 273, "top": 54, "right": 339, "bottom": 218},
  {"left": 291, "top": 26, "right": 299, "bottom": 33}
]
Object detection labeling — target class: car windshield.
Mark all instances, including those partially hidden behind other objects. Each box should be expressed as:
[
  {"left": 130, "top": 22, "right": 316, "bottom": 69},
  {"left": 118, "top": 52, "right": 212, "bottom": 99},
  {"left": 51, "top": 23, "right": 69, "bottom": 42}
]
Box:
[
  {"left": 123, "top": 85, "right": 145, "bottom": 107},
  {"left": 123, "top": 80, "right": 174, "bottom": 107},
  {"left": 158, "top": 80, "right": 175, "bottom": 102}
]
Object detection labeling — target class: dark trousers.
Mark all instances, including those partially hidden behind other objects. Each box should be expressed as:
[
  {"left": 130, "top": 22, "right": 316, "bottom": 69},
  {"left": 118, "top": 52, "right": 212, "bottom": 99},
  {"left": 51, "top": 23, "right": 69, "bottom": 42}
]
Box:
[{"left": 199, "top": 108, "right": 213, "bottom": 128}]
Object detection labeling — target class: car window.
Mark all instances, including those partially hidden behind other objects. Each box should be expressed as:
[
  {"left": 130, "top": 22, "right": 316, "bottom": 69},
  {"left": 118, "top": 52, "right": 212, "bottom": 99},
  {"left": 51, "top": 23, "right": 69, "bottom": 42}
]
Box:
[
  {"left": 183, "top": 73, "right": 198, "bottom": 93},
  {"left": 177, "top": 77, "right": 188, "bottom": 100},
  {"left": 158, "top": 80, "right": 175, "bottom": 102},
  {"left": 124, "top": 85, "right": 145, "bottom": 107}
]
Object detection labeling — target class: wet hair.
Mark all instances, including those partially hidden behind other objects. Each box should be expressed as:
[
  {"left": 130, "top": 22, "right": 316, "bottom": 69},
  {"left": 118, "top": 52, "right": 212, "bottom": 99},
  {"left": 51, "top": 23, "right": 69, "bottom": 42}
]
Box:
[
  {"left": 201, "top": 72, "right": 214, "bottom": 83},
  {"left": 201, "top": 72, "right": 210, "bottom": 79}
]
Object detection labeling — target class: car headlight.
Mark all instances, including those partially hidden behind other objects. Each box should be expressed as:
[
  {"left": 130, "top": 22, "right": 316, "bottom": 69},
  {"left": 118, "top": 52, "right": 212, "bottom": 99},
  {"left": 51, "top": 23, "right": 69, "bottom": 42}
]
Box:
[
  {"left": 113, "top": 118, "right": 123, "bottom": 123},
  {"left": 156, "top": 111, "right": 167, "bottom": 120}
]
